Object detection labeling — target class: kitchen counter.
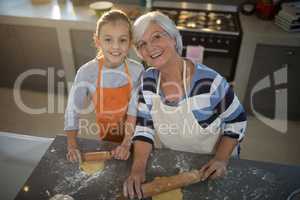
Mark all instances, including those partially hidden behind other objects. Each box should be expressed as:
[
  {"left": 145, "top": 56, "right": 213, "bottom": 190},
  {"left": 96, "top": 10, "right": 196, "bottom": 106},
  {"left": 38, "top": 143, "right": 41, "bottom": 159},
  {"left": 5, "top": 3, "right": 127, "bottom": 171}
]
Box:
[
  {"left": 0, "top": 132, "right": 53, "bottom": 200},
  {"left": 0, "top": 0, "right": 141, "bottom": 25},
  {"left": 2, "top": 0, "right": 300, "bottom": 36},
  {"left": 14, "top": 135, "right": 300, "bottom": 199}
]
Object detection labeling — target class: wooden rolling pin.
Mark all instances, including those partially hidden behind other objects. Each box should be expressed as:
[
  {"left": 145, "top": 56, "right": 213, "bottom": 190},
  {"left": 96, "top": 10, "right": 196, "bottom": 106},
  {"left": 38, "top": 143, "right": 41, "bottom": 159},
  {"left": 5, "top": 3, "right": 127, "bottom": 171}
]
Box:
[
  {"left": 141, "top": 169, "right": 203, "bottom": 198},
  {"left": 119, "top": 169, "right": 203, "bottom": 199},
  {"left": 82, "top": 151, "right": 112, "bottom": 162}
]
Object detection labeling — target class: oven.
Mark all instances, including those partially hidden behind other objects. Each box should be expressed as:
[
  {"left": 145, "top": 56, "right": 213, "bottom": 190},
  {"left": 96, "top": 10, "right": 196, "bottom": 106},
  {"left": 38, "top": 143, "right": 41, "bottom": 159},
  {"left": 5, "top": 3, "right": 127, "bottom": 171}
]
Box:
[{"left": 152, "top": 1, "right": 242, "bottom": 82}]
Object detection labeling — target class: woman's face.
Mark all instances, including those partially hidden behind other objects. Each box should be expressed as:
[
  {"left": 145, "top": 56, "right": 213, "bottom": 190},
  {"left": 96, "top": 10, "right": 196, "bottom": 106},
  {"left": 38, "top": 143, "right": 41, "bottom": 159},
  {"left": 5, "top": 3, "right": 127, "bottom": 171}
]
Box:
[
  {"left": 136, "top": 23, "right": 177, "bottom": 69},
  {"left": 96, "top": 20, "right": 131, "bottom": 68}
]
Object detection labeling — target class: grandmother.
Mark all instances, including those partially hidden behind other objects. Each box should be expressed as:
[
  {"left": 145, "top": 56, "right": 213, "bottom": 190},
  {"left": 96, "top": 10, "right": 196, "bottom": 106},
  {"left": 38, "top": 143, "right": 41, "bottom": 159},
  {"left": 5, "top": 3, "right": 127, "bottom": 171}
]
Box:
[{"left": 123, "top": 11, "right": 247, "bottom": 199}]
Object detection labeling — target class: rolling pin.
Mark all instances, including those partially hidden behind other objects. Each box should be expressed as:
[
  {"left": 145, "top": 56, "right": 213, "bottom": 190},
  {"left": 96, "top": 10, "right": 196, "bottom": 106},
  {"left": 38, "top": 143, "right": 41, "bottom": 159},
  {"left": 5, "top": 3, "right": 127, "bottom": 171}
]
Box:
[
  {"left": 82, "top": 151, "right": 113, "bottom": 162},
  {"left": 119, "top": 169, "right": 203, "bottom": 199},
  {"left": 75, "top": 150, "right": 113, "bottom": 163},
  {"left": 141, "top": 169, "right": 203, "bottom": 198}
]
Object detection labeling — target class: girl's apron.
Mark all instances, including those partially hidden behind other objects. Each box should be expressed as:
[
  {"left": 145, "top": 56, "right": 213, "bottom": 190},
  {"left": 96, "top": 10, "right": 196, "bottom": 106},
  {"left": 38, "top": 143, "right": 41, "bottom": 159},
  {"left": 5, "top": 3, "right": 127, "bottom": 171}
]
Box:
[
  {"left": 151, "top": 60, "right": 223, "bottom": 154},
  {"left": 92, "top": 57, "right": 132, "bottom": 143}
]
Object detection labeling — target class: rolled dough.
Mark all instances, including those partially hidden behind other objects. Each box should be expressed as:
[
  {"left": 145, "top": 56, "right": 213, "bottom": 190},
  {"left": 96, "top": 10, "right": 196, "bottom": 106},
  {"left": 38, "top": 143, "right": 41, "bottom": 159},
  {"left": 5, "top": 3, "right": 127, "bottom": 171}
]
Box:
[
  {"left": 49, "top": 194, "right": 74, "bottom": 200},
  {"left": 152, "top": 189, "right": 183, "bottom": 200},
  {"left": 79, "top": 161, "right": 105, "bottom": 175}
]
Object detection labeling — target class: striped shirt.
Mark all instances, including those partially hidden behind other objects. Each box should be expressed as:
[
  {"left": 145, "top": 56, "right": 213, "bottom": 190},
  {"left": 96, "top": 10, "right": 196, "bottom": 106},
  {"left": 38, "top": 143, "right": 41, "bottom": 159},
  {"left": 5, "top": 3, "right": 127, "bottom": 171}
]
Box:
[{"left": 132, "top": 63, "right": 247, "bottom": 145}]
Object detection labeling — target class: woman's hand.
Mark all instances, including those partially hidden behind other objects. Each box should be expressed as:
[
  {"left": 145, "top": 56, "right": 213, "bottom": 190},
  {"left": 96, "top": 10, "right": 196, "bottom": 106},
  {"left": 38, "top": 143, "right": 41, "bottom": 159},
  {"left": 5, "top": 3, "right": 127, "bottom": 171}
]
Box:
[
  {"left": 66, "top": 147, "right": 81, "bottom": 163},
  {"left": 111, "top": 143, "right": 131, "bottom": 160},
  {"left": 199, "top": 157, "right": 228, "bottom": 181},
  {"left": 123, "top": 141, "right": 152, "bottom": 199},
  {"left": 123, "top": 167, "right": 146, "bottom": 199}
]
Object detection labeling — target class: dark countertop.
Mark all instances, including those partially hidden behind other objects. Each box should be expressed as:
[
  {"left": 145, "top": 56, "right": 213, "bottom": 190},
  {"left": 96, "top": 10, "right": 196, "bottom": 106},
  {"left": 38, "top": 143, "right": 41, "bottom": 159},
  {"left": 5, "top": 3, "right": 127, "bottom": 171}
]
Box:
[{"left": 14, "top": 135, "right": 300, "bottom": 200}]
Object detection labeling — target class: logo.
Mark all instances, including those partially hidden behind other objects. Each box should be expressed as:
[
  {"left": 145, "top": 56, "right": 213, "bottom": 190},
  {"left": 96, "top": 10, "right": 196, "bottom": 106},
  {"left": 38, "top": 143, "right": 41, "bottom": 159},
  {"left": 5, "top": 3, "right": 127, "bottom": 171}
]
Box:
[{"left": 250, "top": 66, "right": 287, "bottom": 133}]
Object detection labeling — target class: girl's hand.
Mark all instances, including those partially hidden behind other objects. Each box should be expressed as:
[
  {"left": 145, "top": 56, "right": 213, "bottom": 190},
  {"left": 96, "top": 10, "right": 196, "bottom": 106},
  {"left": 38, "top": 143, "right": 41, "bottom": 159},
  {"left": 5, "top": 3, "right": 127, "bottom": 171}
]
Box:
[
  {"left": 199, "top": 157, "right": 228, "bottom": 181},
  {"left": 111, "top": 143, "right": 131, "bottom": 160},
  {"left": 66, "top": 147, "right": 81, "bottom": 163},
  {"left": 123, "top": 167, "right": 146, "bottom": 199}
]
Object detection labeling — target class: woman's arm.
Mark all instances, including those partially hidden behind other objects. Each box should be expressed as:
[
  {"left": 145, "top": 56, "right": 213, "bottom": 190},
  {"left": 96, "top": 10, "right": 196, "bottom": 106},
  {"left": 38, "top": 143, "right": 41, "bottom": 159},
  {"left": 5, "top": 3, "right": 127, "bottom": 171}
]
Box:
[
  {"left": 123, "top": 140, "right": 152, "bottom": 199},
  {"left": 123, "top": 73, "right": 157, "bottom": 198},
  {"left": 214, "top": 136, "right": 238, "bottom": 161},
  {"left": 200, "top": 75, "right": 247, "bottom": 180},
  {"left": 199, "top": 136, "right": 238, "bottom": 180}
]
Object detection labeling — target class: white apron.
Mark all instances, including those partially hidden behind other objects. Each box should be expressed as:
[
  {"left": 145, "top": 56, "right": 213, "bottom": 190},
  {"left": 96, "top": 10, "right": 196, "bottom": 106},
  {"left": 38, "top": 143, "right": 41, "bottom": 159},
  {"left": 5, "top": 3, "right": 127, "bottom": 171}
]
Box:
[{"left": 151, "top": 60, "right": 223, "bottom": 154}]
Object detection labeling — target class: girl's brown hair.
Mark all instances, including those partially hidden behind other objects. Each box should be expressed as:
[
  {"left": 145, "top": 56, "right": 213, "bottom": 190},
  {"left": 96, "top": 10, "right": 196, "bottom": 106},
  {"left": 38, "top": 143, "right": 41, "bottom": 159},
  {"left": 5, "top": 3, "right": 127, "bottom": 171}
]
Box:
[{"left": 94, "top": 10, "right": 132, "bottom": 58}]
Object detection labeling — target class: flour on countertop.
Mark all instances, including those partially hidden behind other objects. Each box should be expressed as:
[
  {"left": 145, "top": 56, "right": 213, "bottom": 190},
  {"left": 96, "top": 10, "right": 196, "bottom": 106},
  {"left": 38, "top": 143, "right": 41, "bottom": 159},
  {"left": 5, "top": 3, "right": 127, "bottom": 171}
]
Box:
[
  {"left": 52, "top": 158, "right": 108, "bottom": 196},
  {"left": 204, "top": 166, "right": 278, "bottom": 200},
  {"left": 174, "top": 153, "right": 192, "bottom": 173},
  {"left": 150, "top": 156, "right": 167, "bottom": 172},
  {"left": 150, "top": 152, "right": 192, "bottom": 173}
]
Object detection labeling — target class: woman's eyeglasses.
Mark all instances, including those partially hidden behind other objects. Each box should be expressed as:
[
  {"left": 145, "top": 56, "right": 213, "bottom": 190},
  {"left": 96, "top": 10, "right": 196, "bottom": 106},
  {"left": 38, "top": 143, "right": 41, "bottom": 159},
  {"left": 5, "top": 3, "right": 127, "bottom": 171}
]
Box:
[{"left": 136, "top": 31, "right": 169, "bottom": 51}]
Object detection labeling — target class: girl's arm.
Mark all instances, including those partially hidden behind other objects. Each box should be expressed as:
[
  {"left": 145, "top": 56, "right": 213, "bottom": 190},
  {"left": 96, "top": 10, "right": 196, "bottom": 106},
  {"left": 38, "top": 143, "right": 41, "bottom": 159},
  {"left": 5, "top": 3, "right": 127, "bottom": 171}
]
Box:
[
  {"left": 66, "top": 130, "right": 78, "bottom": 149},
  {"left": 64, "top": 66, "right": 90, "bottom": 162},
  {"left": 112, "top": 115, "right": 136, "bottom": 160},
  {"left": 65, "top": 130, "right": 80, "bottom": 162},
  {"left": 122, "top": 115, "right": 136, "bottom": 147}
]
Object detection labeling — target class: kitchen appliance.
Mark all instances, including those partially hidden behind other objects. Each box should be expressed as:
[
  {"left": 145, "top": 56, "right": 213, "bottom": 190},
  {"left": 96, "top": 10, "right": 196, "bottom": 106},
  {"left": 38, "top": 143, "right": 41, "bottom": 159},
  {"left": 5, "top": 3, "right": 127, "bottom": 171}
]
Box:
[
  {"left": 275, "top": 2, "right": 300, "bottom": 32},
  {"left": 89, "top": 1, "right": 113, "bottom": 17},
  {"left": 152, "top": 1, "right": 242, "bottom": 82}
]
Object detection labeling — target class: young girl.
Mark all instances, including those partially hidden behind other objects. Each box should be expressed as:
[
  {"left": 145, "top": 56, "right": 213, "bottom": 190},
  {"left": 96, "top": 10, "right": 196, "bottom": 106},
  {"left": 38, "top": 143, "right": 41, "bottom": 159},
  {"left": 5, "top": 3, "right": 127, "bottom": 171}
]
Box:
[{"left": 64, "top": 10, "right": 143, "bottom": 161}]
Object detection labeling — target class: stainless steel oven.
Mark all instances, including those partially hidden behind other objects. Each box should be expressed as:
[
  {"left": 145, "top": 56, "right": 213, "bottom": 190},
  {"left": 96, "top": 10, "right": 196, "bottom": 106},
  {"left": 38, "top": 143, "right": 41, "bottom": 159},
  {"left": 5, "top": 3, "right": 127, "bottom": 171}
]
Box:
[{"left": 152, "top": 1, "right": 242, "bottom": 82}]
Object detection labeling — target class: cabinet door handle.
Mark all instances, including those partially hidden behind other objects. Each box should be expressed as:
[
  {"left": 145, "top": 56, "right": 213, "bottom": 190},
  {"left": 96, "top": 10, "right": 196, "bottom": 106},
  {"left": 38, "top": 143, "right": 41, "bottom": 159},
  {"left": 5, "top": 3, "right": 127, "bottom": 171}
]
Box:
[{"left": 182, "top": 46, "right": 229, "bottom": 54}]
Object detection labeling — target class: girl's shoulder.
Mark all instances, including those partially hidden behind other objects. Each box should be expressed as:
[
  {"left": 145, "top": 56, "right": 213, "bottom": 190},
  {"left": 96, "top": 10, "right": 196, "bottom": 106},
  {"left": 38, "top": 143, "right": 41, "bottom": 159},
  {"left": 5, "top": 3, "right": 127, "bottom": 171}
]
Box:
[
  {"left": 126, "top": 58, "right": 144, "bottom": 80},
  {"left": 75, "top": 58, "right": 98, "bottom": 81},
  {"left": 127, "top": 58, "right": 144, "bottom": 72},
  {"left": 77, "top": 59, "right": 98, "bottom": 75}
]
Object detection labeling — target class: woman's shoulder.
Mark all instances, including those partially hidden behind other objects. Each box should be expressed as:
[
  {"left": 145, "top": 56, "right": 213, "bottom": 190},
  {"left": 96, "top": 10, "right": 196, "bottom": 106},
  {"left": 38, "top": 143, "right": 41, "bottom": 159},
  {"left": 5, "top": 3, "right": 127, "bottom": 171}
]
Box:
[
  {"left": 143, "top": 67, "right": 159, "bottom": 80},
  {"left": 140, "top": 67, "right": 159, "bottom": 93},
  {"left": 189, "top": 63, "right": 229, "bottom": 95},
  {"left": 194, "top": 63, "right": 221, "bottom": 80}
]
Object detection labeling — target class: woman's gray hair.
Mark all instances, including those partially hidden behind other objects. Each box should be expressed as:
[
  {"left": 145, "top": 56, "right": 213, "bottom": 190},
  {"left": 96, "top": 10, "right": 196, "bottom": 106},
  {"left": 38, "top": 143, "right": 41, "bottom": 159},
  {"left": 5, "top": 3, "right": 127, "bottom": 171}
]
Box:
[{"left": 133, "top": 11, "right": 183, "bottom": 55}]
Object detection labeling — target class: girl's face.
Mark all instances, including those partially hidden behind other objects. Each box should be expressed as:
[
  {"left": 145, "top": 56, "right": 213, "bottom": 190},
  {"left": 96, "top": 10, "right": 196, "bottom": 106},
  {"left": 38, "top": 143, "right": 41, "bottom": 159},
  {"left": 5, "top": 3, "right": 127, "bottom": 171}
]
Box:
[
  {"left": 96, "top": 20, "right": 131, "bottom": 68},
  {"left": 136, "top": 22, "right": 177, "bottom": 69}
]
